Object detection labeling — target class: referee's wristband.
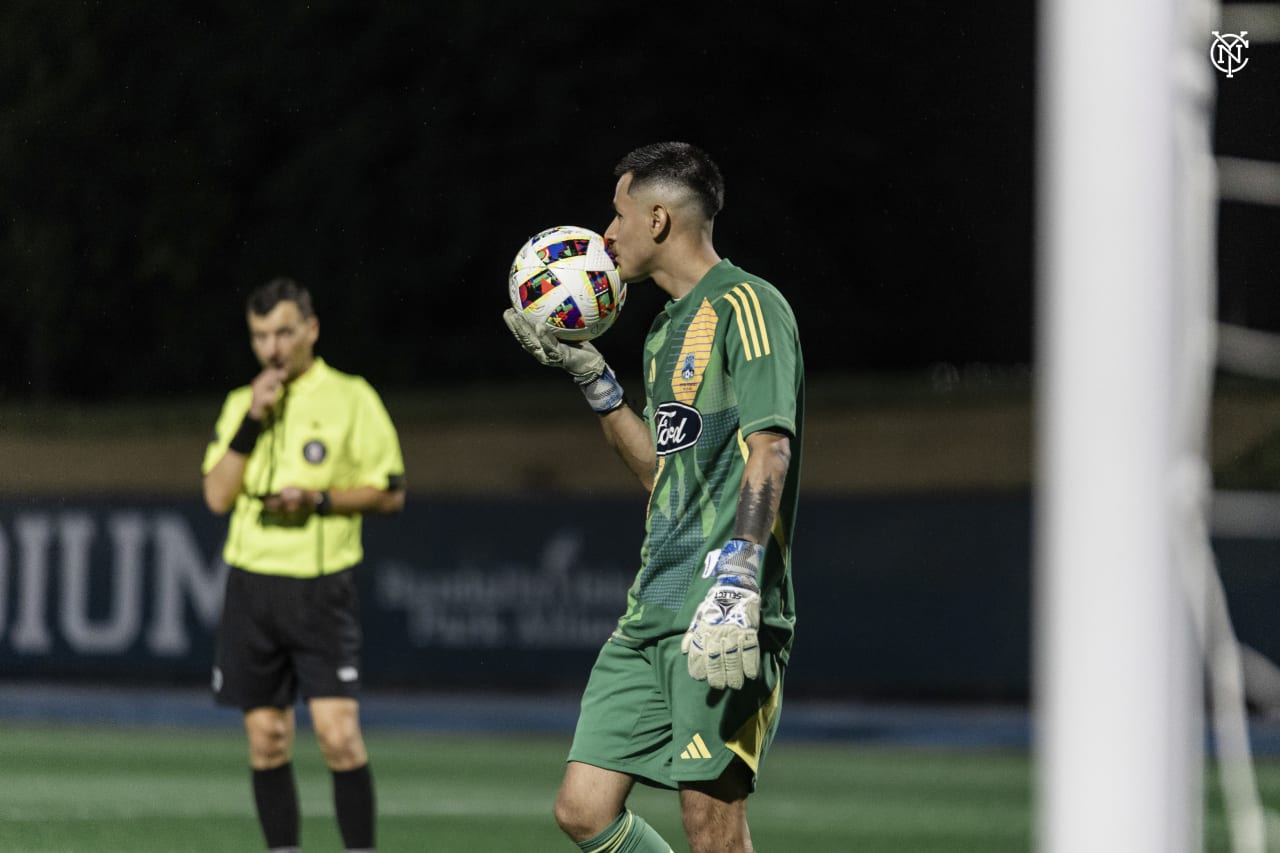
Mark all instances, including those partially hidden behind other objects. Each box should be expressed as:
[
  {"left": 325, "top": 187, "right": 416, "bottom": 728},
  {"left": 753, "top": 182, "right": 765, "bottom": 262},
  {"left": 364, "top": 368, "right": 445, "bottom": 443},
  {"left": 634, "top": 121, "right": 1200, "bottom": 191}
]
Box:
[
  {"left": 227, "top": 414, "right": 263, "bottom": 455},
  {"left": 314, "top": 490, "right": 332, "bottom": 516}
]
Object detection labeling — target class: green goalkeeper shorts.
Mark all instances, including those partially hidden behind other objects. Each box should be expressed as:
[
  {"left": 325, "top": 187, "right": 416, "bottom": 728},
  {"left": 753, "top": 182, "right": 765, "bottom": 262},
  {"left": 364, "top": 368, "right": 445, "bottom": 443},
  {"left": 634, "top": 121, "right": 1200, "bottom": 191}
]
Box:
[{"left": 566, "top": 633, "right": 784, "bottom": 791}]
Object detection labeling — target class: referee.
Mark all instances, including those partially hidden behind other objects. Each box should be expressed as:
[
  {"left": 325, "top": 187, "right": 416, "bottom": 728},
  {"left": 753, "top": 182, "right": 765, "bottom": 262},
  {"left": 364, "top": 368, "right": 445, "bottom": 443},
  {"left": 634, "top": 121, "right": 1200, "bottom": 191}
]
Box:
[{"left": 202, "top": 277, "right": 405, "bottom": 853}]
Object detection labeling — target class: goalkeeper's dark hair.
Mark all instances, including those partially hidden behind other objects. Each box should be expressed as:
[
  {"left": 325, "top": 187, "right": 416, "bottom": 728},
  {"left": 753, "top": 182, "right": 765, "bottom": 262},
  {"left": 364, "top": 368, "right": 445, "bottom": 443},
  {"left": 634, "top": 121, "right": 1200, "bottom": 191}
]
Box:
[
  {"left": 615, "top": 141, "right": 725, "bottom": 221},
  {"left": 247, "top": 277, "right": 315, "bottom": 319}
]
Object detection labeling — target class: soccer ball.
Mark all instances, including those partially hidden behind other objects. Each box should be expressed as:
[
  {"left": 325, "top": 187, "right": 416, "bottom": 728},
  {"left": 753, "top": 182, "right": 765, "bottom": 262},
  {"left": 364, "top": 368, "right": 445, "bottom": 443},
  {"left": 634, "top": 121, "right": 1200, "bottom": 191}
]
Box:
[{"left": 508, "top": 225, "right": 626, "bottom": 342}]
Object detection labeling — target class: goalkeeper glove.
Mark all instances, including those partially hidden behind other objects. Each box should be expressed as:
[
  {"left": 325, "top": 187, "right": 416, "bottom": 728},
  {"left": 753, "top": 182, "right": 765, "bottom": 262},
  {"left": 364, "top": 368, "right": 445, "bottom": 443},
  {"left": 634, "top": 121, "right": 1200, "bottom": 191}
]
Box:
[
  {"left": 502, "top": 308, "right": 625, "bottom": 413},
  {"left": 681, "top": 539, "right": 763, "bottom": 690}
]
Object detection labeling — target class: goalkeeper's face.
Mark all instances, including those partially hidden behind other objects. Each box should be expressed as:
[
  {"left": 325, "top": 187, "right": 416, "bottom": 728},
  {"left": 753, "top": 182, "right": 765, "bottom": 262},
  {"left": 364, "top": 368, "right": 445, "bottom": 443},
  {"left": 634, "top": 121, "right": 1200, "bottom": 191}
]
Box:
[{"left": 605, "top": 172, "right": 656, "bottom": 284}]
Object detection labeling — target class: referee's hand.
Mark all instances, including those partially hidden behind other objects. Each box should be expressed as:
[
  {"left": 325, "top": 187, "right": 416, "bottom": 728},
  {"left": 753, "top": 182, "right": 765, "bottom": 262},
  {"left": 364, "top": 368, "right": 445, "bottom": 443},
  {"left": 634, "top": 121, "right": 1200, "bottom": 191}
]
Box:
[
  {"left": 249, "top": 367, "right": 288, "bottom": 419},
  {"left": 261, "top": 486, "right": 314, "bottom": 514}
]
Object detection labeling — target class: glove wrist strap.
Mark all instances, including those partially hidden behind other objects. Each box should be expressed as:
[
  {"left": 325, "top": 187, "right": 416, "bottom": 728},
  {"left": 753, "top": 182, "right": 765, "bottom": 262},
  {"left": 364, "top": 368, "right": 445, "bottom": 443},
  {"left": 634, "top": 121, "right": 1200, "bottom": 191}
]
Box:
[
  {"left": 715, "top": 539, "right": 763, "bottom": 590},
  {"left": 577, "top": 366, "right": 625, "bottom": 414}
]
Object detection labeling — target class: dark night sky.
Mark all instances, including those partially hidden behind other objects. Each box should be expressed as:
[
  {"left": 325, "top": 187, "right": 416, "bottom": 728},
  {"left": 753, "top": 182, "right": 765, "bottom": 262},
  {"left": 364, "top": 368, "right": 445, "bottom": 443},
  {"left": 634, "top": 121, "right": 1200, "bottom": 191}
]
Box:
[{"left": 14, "top": 2, "right": 1274, "bottom": 400}]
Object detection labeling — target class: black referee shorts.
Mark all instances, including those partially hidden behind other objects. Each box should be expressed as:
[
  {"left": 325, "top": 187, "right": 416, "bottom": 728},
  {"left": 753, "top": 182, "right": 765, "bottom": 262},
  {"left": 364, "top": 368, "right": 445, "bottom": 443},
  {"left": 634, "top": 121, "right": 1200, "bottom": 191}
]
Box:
[{"left": 213, "top": 565, "right": 363, "bottom": 711}]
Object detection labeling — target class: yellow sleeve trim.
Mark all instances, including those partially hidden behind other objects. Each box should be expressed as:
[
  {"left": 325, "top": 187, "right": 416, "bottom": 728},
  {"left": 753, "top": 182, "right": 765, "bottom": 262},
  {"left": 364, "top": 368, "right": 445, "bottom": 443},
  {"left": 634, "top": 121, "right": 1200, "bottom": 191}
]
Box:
[{"left": 723, "top": 283, "right": 771, "bottom": 360}]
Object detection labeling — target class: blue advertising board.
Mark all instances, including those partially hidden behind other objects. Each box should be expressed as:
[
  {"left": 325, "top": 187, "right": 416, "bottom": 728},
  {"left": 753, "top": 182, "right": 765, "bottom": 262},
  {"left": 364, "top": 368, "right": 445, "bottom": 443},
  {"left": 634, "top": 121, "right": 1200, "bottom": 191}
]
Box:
[{"left": 0, "top": 492, "right": 1274, "bottom": 700}]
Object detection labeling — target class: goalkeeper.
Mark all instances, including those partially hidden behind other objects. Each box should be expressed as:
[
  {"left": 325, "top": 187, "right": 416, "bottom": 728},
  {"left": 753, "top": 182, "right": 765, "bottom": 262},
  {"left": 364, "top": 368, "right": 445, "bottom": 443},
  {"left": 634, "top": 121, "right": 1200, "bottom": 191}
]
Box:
[{"left": 504, "top": 141, "right": 803, "bottom": 853}]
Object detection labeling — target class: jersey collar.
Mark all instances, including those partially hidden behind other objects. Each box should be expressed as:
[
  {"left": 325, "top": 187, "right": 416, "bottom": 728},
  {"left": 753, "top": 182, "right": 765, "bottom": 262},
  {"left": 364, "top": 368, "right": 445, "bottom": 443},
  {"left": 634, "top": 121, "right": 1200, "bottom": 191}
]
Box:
[
  {"left": 286, "top": 356, "right": 329, "bottom": 396},
  {"left": 662, "top": 259, "right": 734, "bottom": 322}
]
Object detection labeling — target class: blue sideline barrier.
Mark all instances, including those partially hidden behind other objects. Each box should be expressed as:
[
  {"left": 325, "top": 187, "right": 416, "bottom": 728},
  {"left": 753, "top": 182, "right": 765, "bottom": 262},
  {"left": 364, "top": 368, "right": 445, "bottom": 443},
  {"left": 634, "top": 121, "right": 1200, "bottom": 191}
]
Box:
[{"left": 0, "top": 493, "right": 1275, "bottom": 702}]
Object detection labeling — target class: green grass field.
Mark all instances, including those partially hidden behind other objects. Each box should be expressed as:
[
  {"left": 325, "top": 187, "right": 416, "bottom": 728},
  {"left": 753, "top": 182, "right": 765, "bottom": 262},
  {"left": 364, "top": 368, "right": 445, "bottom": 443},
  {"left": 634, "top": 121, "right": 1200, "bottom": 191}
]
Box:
[{"left": 0, "top": 722, "right": 1274, "bottom": 852}]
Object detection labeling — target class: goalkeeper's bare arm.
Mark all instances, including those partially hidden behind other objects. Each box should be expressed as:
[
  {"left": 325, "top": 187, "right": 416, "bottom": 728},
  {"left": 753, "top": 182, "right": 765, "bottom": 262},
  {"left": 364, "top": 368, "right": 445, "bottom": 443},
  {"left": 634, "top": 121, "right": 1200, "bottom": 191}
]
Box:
[
  {"left": 503, "top": 307, "right": 655, "bottom": 489},
  {"left": 599, "top": 405, "right": 657, "bottom": 492},
  {"left": 732, "top": 430, "right": 792, "bottom": 543}
]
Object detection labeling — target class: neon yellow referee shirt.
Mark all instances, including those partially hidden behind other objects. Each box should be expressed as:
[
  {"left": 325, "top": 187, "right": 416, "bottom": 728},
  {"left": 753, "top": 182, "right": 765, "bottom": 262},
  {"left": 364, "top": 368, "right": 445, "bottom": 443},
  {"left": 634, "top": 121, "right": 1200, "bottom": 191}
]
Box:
[{"left": 202, "top": 358, "right": 405, "bottom": 577}]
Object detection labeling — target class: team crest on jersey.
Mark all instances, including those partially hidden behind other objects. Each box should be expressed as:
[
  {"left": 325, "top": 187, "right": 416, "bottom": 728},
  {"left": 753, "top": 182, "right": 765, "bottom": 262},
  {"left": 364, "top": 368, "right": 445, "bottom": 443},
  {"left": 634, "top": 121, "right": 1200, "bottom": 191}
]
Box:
[
  {"left": 681, "top": 353, "right": 696, "bottom": 380},
  {"left": 303, "top": 439, "right": 327, "bottom": 464},
  {"left": 654, "top": 401, "right": 703, "bottom": 456}
]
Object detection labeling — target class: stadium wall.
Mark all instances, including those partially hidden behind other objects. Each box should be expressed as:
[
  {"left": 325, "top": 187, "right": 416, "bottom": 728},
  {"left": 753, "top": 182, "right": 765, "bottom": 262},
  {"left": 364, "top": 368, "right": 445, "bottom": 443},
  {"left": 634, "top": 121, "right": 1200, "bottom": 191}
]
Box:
[{"left": 0, "top": 494, "right": 1274, "bottom": 701}]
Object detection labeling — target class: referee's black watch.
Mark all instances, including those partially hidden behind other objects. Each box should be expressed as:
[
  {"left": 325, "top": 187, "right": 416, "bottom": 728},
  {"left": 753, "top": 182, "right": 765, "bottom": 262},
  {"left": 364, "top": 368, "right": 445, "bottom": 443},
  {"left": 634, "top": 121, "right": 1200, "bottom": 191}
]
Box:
[{"left": 314, "top": 490, "right": 332, "bottom": 516}]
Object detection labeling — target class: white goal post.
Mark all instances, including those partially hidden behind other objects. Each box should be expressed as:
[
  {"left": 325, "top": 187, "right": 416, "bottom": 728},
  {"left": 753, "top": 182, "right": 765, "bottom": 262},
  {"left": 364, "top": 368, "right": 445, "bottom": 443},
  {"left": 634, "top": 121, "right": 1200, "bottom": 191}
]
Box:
[{"left": 1035, "top": 0, "right": 1216, "bottom": 850}]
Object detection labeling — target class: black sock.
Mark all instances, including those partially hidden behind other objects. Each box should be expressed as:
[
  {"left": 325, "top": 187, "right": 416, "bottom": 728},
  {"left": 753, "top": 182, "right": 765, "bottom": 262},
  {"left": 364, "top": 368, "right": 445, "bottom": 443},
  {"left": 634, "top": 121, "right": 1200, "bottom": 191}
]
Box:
[
  {"left": 252, "top": 763, "right": 300, "bottom": 850},
  {"left": 332, "top": 763, "right": 376, "bottom": 850}
]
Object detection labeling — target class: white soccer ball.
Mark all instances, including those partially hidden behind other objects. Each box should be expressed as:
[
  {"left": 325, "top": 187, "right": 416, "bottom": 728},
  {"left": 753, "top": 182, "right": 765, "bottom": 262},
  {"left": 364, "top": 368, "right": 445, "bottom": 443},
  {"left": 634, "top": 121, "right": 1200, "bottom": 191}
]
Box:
[{"left": 508, "top": 225, "right": 626, "bottom": 342}]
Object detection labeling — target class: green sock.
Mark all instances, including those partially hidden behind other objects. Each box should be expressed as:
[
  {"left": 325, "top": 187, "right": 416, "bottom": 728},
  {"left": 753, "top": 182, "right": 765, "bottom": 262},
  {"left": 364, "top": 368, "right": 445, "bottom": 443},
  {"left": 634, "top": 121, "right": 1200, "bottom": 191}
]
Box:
[{"left": 575, "top": 809, "right": 673, "bottom": 853}]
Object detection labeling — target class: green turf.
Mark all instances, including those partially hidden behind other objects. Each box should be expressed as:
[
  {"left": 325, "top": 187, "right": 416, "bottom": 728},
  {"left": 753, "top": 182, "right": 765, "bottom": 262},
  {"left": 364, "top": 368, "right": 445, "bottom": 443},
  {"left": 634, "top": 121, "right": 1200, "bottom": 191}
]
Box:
[{"left": 0, "top": 722, "right": 1274, "bottom": 851}]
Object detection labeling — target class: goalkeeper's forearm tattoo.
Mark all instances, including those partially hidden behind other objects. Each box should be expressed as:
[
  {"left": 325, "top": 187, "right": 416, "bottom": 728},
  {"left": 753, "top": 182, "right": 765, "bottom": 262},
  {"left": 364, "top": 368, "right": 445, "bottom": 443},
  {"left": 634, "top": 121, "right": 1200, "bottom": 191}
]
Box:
[{"left": 733, "top": 478, "right": 779, "bottom": 544}]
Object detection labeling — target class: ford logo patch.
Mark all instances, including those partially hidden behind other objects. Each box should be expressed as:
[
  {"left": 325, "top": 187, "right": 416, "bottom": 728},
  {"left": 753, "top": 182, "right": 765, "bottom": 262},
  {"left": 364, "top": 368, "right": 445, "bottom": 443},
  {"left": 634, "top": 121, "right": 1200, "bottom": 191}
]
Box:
[{"left": 654, "top": 402, "right": 703, "bottom": 456}]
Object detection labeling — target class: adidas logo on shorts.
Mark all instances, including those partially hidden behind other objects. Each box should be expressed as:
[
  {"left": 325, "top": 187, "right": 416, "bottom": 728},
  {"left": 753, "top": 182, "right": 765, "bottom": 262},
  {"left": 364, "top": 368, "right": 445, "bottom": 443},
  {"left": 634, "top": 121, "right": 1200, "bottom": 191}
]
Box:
[{"left": 680, "top": 733, "right": 713, "bottom": 760}]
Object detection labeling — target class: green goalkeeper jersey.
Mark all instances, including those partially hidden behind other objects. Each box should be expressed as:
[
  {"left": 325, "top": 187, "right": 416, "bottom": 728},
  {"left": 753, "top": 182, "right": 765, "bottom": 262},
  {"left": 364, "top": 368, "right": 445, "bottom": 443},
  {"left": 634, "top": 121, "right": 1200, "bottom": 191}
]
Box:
[{"left": 612, "top": 259, "right": 804, "bottom": 661}]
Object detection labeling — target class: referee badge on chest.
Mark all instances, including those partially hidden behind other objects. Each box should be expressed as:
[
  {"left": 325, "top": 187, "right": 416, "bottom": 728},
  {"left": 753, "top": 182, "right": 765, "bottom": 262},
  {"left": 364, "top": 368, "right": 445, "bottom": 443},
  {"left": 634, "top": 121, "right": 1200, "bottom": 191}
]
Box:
[{"left": 303, "top": 439, "right": 328, "bottom": 464}]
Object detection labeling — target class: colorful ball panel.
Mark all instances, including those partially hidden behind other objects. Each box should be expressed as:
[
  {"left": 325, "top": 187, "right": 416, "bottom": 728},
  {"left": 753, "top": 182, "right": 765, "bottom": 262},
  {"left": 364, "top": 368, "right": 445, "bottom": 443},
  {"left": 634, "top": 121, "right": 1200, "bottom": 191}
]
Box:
[{"left": 507, "top": 225, "right": 625, "bottom": 342}]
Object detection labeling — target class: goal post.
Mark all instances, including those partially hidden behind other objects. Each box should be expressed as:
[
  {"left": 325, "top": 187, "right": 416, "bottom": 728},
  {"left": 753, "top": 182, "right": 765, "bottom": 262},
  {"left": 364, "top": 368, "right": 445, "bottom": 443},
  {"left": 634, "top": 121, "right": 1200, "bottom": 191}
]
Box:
[{"left": 1034, "top": 0, "right": 1212, "bottom": 849}]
